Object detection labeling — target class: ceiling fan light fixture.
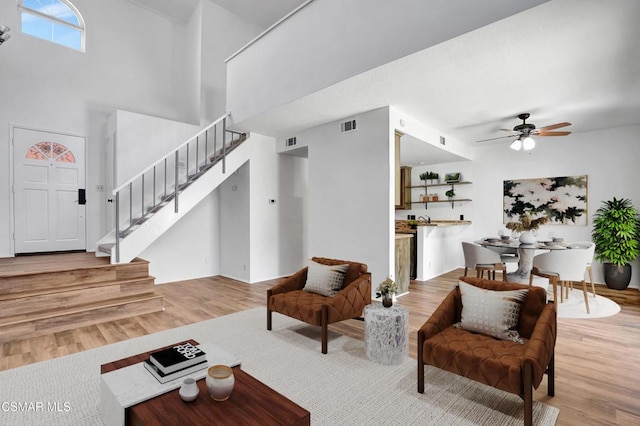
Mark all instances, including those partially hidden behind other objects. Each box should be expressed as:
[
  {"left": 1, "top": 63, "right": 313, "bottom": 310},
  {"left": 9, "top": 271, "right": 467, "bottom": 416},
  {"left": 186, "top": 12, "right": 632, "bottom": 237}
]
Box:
[
  {"left": 522, "top": 136, "right": 535, "bottom": 150},
  {"left": 510, "top": 137, "right": 522, "bottom": 151}
]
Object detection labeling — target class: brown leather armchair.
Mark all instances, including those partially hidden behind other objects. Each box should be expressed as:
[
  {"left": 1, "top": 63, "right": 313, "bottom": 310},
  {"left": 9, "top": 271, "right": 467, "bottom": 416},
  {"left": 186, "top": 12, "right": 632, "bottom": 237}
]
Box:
[
  {"left": 417, "top": 276, "right": 556, "bottom": 426},
  {"left": 267, "top": 257, "right": 371, "bottom": 354}
]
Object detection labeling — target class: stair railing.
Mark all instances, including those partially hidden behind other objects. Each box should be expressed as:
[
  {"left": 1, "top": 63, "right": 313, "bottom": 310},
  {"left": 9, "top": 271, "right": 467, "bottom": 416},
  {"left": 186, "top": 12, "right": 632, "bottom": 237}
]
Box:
[{"left": 111, "top": 113, "right": 245, "bottom": 262}]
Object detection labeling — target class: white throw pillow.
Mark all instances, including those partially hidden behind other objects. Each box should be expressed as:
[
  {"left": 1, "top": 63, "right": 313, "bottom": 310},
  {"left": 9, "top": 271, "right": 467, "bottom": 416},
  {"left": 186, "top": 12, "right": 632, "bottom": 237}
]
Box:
[
  {"left": 303, "top": 260, "right": 349, "bottom": 297},
  {"left": 454, "top": 281, "right": 529, "bottom": 344}
]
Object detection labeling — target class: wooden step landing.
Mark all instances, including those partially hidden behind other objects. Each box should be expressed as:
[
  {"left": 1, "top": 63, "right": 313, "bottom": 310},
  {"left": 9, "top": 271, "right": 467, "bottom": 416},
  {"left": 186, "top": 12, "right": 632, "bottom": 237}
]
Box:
[{"left": 0, "top": 252, "right": 163, "bottom": 343}]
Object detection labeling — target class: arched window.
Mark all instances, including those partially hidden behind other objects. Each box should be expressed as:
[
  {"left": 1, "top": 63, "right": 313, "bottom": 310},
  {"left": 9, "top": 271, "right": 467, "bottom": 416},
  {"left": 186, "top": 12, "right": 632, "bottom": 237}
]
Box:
[{"left": 18, "top": 0, "right": 85, "bottom": 52}]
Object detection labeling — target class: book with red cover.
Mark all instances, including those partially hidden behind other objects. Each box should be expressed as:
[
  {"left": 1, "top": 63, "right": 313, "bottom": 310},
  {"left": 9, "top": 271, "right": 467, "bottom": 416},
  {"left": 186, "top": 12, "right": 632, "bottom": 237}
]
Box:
[{"left": 149, "top": 342, "right": 206, "bottom": 374}]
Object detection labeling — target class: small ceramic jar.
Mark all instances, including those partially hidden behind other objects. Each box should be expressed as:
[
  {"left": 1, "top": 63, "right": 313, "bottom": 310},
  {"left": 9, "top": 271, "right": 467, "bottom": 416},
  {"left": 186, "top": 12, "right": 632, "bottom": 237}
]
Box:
[{"left": 206, "top": 365, "right": 235, "bottom": 401}]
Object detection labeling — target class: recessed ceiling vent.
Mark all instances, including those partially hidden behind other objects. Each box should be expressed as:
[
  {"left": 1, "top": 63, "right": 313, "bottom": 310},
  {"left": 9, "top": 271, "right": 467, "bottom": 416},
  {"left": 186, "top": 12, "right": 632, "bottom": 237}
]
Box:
[
  {"left": 340, "top": 119, "right": 357, "bottom": 133},
  {"left": 285, "top": 136, "right": 297, "bottom": 147}
]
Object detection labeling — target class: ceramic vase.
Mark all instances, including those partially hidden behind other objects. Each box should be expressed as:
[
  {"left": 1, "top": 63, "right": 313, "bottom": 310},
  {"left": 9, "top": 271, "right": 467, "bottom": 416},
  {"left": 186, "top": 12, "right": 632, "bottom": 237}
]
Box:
[
  {"left": 206, "top": 365, "right": 235, "bottom": 401},
  {"left": 519, "top": 231, "right": 536, "bottom": 245},
  {"left": 179, "top": 377, "right": 199, "bottom": 402}
]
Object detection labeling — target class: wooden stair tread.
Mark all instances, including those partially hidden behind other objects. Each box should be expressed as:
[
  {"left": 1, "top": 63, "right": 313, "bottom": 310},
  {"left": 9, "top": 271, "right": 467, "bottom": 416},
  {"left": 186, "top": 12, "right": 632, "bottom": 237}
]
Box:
[
  {"left": 0, "top": 292, "right": 163, "bottom": 327},
  {"left": 0, "top": 276, "right": 156, "bottom": 301},
  {"left": 0, "top": 254, "right": 149, "bottom": 278}
]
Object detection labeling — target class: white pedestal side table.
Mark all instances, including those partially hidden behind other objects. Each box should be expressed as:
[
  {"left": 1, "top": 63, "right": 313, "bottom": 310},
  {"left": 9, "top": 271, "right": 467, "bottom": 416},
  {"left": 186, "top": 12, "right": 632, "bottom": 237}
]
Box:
[{"left": 364, "top": 304, "right": 409, "bottom": 365}]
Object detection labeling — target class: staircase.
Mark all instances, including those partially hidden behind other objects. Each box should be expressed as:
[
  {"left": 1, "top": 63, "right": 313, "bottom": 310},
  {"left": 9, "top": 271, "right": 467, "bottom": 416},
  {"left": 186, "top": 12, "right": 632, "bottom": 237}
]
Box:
[
  {"left": 0, "top": 253, "right": 163, "bottom": 343},
  {"left": 96, "top": 113, "right": 249, "bottom": 264}
]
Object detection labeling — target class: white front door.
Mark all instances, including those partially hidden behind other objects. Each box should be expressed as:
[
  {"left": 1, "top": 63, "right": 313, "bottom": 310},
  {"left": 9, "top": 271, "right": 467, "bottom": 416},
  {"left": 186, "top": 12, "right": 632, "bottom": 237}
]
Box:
[{"left": 13, "top": 128, "right": 86, "bottom": 253}]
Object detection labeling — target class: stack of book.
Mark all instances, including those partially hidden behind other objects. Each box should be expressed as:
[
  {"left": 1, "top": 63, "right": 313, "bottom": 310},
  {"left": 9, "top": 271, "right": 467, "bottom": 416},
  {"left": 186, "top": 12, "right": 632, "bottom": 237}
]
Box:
[{"left": 143, "top": 342, "right": 207, "bottom": 383}]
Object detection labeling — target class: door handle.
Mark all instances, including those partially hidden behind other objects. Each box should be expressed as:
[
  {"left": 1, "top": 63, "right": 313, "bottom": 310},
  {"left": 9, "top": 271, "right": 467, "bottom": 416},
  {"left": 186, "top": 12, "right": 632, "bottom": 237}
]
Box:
[
  {"left": 107, "top": 199, "right": 114, "bottom": 203},
  {"left": 78, "top": 188, "right": 86, "bottom": 205}
]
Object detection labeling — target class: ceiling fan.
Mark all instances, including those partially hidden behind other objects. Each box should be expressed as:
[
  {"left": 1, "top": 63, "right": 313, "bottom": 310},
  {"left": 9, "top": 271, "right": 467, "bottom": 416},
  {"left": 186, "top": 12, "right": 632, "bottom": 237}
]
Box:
[{"left": 476, "top": 113, "right": 571, "bottom": 150}]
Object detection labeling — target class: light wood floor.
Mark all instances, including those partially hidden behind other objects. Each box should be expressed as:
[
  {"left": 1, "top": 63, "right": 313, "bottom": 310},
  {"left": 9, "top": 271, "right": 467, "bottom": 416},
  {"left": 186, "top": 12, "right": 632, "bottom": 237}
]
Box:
[{"left": 1, "top": 269, "right": 638, "bottom": 426}]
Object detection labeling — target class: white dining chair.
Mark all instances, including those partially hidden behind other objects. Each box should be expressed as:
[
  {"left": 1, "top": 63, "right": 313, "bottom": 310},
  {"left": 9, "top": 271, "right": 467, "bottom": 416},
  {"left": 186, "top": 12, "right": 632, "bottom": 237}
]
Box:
[
  {"left": 529, "top": 248, "right": 594, "bottom": 313},
  {"left": 486, "top": 246, "right": 519, "bottom": 269},
  {"left": 567, "top": 241, "right": 596, "bottom": 298},
  {"left": 462, "top": 242, "right": 507, "bottom": 282}
]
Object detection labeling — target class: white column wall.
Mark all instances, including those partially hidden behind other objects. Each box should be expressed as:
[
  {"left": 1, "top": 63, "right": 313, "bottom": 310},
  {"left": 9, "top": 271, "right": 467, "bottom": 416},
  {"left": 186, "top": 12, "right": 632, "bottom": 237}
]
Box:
[
  {"left": 248, "top": 135, "right": 308, "bottom": 282},
  {"left": 218, "top": 135, "right": 308, "bottom": 283},
  {"left": 301, "top": 107, "right": 393, "bottom": 287},
  {"left": 219, "top": 162, "right": 251, "bottom": 282}
]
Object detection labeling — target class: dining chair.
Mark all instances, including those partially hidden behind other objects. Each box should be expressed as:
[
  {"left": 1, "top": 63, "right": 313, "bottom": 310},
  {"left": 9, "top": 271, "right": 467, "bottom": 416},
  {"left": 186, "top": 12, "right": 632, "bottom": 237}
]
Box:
[
  {"left": 461, "top": 242, "right": 507, "bottom": 282},
  {"left": 567, "top": 241, "right": 596, "bottom": 298},
  {"left": 529, "top": 248, "right": 594, "bottom": 313},
  {"left": 486, "top": 246, "right": 519, "bottom": 269}
]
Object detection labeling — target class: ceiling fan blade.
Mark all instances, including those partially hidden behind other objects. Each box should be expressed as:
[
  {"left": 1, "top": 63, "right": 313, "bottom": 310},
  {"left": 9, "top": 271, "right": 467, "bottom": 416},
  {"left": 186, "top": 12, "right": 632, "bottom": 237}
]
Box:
[
  {"left": 499, "top": 128, "right": 516, "bottom": 133},
  {"left": 538, "top": 122, "right": 571, "bottom": 131},
  {"left": 537, "top": 131, "right": 571, "bottom": 136},
  {"left": 476, "top": 134, "right": 518, "bottom": 143}
]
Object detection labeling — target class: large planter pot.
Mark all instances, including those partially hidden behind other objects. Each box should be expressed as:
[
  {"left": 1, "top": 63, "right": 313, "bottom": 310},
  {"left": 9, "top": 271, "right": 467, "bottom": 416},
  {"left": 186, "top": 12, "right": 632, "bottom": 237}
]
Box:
[{"left": 604, "top": 263, "right": 632, "bottom": 290}]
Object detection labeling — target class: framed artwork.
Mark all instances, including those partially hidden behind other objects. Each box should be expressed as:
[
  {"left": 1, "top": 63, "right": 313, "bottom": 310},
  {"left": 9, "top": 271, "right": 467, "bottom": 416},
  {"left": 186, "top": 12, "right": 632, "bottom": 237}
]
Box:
[{"left": 503, "top": 175, "right": 588, "bottom": 225}]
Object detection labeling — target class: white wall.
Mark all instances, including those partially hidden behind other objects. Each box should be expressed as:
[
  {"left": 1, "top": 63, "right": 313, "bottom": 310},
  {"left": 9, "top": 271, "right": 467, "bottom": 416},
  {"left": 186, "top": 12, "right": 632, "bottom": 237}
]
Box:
[
  {"left": 218, "top": 135, "right": 308, "bottom": 283},
  {"left": 226, "top": 0, "right": 548, "bottom": 124},
  {"left": 0, "top": 0, "right": 190, "bottom": 257},
  {"left": 200, "top": 2, "right": 262, "bottom": 124},
  {"left": 249, "top": 134, "right": 308, "bottom": 282},
  {"left": 113, "top": 110, "right": 200, "bottom": 188},
  {"left": 301, "top": 107, "right": 393, "bottom": 286},
  {"left": 140, "top": 191, "right": 221, "bottom": 284},
  {"left": 415, "top": 225, "right": 473, "bottom": 281},
  {"left": 219, "top": 162, "right": 251, "bottom": 282},
  {"left": 470, "top": 125, "right": 640, "bottom": 288}
]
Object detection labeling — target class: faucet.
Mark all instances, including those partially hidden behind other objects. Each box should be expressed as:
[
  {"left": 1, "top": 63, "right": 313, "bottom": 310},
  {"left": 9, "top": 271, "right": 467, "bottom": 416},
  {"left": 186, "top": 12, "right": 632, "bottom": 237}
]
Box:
[{"left": 418, "top": 215, "right": 431, "bottom": 224}]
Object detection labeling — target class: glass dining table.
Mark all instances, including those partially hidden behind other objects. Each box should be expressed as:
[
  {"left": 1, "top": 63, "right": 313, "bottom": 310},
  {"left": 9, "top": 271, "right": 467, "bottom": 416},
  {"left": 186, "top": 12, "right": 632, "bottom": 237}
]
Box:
[{"left": 476, "top": 238, "right": 570, "bottom": 284}]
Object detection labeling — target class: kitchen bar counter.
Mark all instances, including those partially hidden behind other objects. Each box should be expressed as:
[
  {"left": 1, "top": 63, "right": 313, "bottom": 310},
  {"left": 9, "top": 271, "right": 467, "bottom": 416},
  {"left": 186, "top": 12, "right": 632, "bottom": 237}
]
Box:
[{"left": 395, "top": 220, "right": 471, "bottom": 234}]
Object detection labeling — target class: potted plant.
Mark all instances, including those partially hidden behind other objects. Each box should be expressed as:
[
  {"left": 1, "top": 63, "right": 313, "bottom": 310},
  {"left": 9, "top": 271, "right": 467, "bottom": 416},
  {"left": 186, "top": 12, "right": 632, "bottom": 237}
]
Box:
[
  {"left": 419, "top": 172, "right": 429, "bottom": 186},
  {"left": 591, "top": 197, "right": 640, "bottom": 289},
  {"left": 376, "top": 277, "right": 397, "bottom": 307},
  {"left": 505, "top": 213, "right": 549, "bottom": 244},
  {"left": 445, "top": 188, "right": 455, "bottom": 199}
]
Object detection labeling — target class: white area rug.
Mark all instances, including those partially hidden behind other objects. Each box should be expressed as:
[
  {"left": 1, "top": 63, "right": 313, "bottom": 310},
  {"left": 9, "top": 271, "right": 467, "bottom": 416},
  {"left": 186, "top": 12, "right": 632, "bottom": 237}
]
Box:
[
  {"left": 556, "top": 290, "right": 621, "bottom": 319},
  {"left": 0, "top": 308, "right": 559, "bottom": 425}
]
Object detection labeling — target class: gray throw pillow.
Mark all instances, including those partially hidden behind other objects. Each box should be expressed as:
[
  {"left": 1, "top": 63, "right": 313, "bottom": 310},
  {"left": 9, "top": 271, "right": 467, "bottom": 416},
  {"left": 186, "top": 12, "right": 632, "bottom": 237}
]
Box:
[
  {"left": 454, "top": 281, "right": 529, "bottom": 343},
  {"left": 303, "top": 260, "right": 349, "bottom": 297}
]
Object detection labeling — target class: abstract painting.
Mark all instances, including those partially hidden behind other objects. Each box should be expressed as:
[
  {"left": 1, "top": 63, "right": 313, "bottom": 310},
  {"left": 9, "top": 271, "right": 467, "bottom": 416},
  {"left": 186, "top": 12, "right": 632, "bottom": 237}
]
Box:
[{"left": 503, "top": 175, "right": 588, "bottom": 226}]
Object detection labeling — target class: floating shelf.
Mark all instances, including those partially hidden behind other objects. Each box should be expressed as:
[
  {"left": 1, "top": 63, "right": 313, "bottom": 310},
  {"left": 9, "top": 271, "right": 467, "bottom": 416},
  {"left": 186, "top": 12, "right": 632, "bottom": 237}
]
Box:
[
  {"left": 409, "top": 181, "right": 472, "bottom": 189},
  {"left": 411, "top": 199, "right": 471, "bottom": 204}
]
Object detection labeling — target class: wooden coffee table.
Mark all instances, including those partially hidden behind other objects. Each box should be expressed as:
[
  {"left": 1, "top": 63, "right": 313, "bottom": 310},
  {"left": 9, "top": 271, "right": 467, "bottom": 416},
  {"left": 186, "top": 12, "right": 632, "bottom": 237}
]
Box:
[{"left": 101, "top": 340, "right": 310, "bottom": 426}]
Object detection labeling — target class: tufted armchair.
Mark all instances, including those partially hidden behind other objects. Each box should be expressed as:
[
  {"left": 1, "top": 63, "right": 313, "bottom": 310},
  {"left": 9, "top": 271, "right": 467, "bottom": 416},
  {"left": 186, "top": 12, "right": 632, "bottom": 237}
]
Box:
[
  {"left": 417, "top": 276, "right": 556, "bottom": 426},
  {"left": 267, "top": 257, "right": 371, "bottom": 354}
]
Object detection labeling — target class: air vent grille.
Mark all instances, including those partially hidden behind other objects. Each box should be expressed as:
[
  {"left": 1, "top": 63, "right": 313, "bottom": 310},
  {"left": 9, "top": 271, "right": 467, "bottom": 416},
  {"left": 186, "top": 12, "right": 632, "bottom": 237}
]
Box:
[
  {"left": 285, "top": 137, "right": 297, "bottom": 147},
  {"left": 340, "top": 119, "right": 357, "bottom": 133}
]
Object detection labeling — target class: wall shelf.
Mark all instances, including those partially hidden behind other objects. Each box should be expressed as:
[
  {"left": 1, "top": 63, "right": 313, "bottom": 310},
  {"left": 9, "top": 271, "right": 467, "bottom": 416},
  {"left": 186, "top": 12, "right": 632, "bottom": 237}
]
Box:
[
  {"left": 408, "top": 181, "right": 472, "bottom": 209},
  {"left": 409, "top": 181, "right": 472, "bottom": 188}
]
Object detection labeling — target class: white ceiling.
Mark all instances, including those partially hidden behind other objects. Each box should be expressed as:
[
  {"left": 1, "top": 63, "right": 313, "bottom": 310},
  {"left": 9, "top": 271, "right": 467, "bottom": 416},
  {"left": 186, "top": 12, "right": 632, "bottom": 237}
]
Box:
[
  {"left": 127, "top": 0, "right": 306, "bottom": 28},
  {"left": 127, "top": 0, "right": 640, "bottom": 158}
]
